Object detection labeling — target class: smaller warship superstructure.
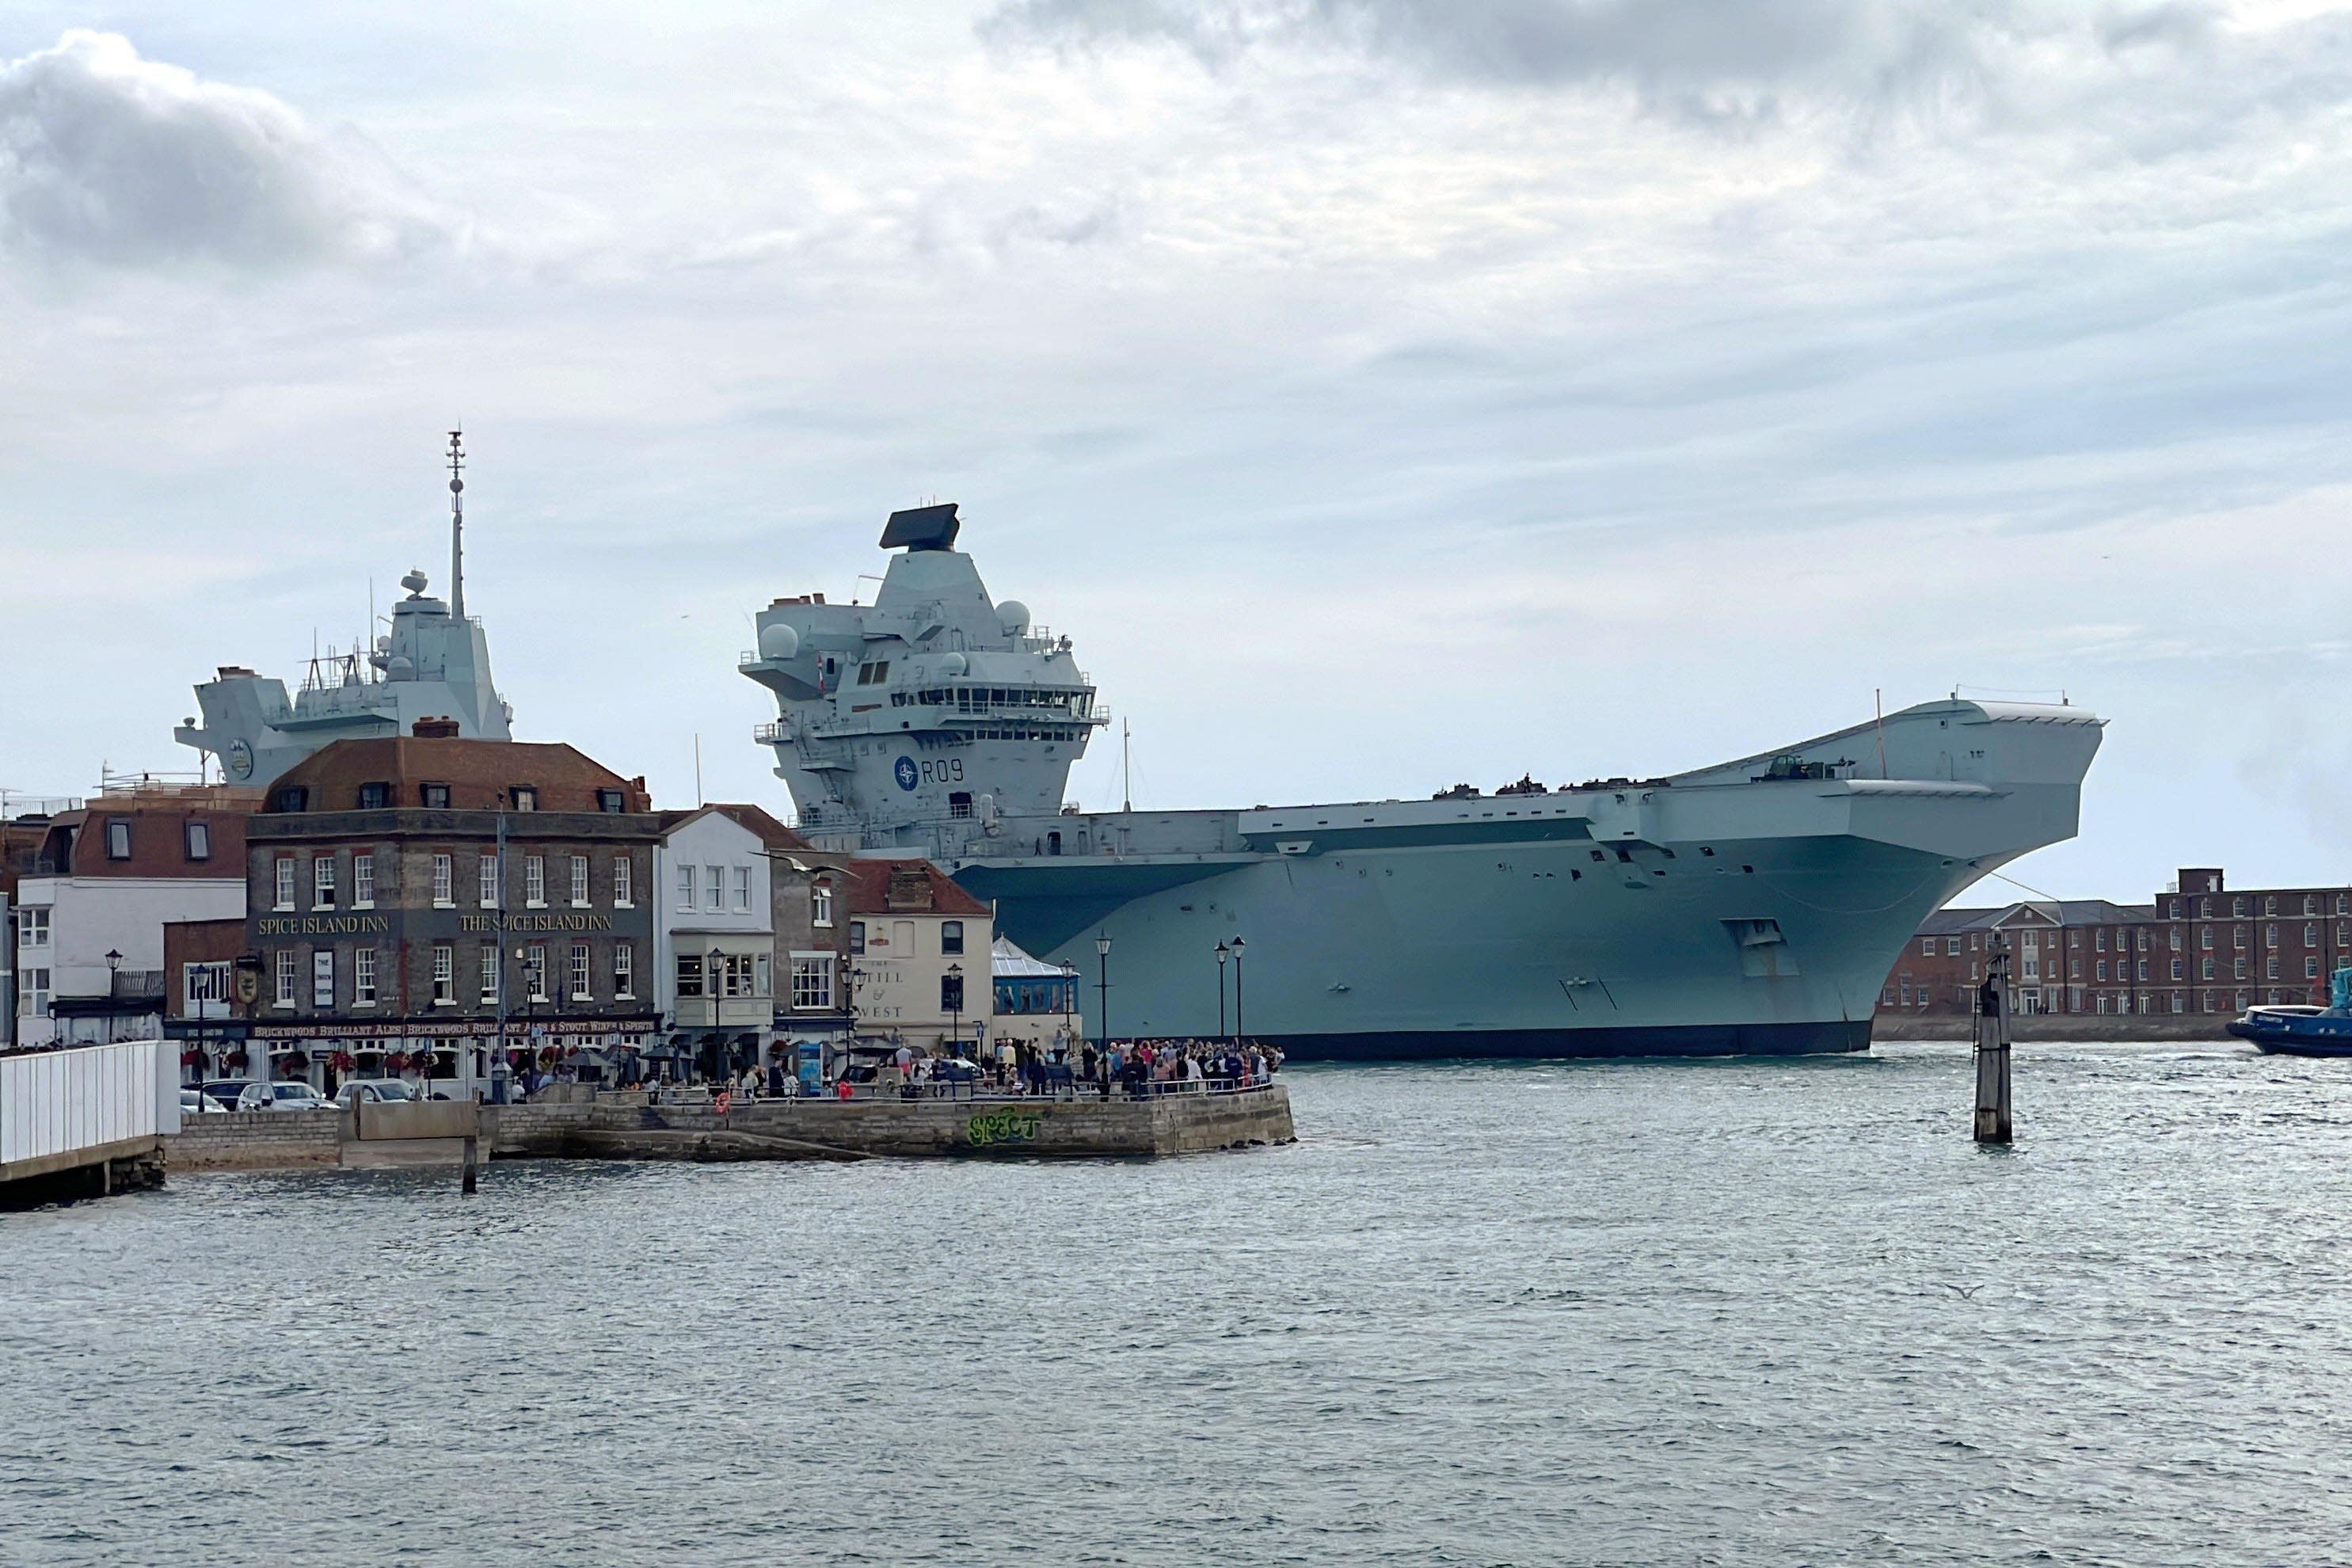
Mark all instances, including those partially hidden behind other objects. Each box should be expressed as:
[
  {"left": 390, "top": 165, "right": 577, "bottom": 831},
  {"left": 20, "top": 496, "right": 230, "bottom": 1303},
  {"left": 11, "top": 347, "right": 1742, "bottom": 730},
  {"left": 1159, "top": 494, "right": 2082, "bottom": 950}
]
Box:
[{"left": 175, "top": 432, "right": 512, "bottom": 789}]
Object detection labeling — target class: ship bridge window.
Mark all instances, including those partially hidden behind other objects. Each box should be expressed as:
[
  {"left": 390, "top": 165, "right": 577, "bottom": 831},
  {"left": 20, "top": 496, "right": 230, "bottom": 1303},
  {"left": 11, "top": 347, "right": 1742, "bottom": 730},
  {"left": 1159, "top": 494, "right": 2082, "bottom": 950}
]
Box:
[
  {"left": 950, "top": 792, "right": 972, "bottom": 819},
  {"left": 856, "top": 660, "right": 891, "bottom": 685}
]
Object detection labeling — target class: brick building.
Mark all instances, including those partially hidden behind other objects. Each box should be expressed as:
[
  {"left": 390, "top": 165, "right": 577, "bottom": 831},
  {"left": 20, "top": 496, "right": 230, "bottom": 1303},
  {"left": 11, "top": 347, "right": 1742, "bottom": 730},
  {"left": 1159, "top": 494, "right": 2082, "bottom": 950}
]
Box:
[
  {"left": 162, "top": 916, "right": 252, "bottom": 1082},
  {"left": 242, "top": 722, "right": 661, "bottom": 1095},
  {"left": 1885, "top": 865, "right": 2352, "bottom": 1018},
  {"left": 9, "top": 781, "right": 260, "bottom": 1048}
]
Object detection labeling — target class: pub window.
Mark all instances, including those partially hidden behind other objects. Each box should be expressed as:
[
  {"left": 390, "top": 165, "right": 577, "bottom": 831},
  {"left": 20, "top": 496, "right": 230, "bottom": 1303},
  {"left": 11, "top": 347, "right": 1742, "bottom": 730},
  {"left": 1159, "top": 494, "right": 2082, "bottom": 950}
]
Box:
[
  {"left": 275, "top": 857, "right": 296, "bottom": 909},
  {"left": 314, "top": 857, "right": 337, "bottom": 908},
  {"left": 813, "top": 882, "right": 833, "bottom": 928},
  {"left": 185, "top": 820, "right": 211, "bottom": 861},
  {"left": 569, "top": 942, "right": 591, "bottom": 1000},
  {"left": 614, "top": 854, "right": 634, "bottom": 908},
  {"left": 275, "top": 949, "right": 297, "bottom": 1006},
  {"left": 432, "top": 943, "right": 455, "bottom": 1003},
  {"left": 421, "top": 782, "right": 451, "bottom": 809},
  {"left": 615, "top": 942, "right": 634, "bottom": 999},
  {"left": 526, "top": 854, "right": 546, "bottom": 906},
  {"left": 356, "top": 782, "right": 391, "bottom": 809},
  {"left": 941, "top": 972, "right": 965, "bottom": 1013},
  {"left": 850, "top": 919, "right": 865, "bottom": 955},
  {"left": 571, "top": 854, "right": 589, "bottom": 905},
  {"left": 676, "top": 953, "right": 705, "bottom": 999},
  {"left": 355, "top": 946, "right": 377, "bottom": 1005}
]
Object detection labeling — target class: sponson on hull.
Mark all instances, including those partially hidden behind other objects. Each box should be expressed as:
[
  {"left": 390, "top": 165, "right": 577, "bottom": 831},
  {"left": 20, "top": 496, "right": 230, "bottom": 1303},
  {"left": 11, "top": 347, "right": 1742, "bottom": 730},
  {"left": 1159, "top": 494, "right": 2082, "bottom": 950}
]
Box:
[{"left": 743, "top": 504, "right": 2106, "bottom": 1060}]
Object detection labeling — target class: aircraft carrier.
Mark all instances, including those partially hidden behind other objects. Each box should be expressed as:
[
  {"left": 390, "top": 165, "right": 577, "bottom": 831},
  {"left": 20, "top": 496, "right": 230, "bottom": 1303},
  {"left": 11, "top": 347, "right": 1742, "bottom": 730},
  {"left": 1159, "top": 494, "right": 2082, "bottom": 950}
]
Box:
[{"left": 740, "top": 504, "right": 2104, "bottom": 1059}]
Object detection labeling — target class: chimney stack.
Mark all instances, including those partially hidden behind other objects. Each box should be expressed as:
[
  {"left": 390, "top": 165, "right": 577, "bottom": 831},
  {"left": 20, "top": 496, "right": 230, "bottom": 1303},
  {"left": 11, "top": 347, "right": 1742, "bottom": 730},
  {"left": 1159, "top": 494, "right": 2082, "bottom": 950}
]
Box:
[{"left": 412, "top": 716, "right": 462, "bottom": 739}]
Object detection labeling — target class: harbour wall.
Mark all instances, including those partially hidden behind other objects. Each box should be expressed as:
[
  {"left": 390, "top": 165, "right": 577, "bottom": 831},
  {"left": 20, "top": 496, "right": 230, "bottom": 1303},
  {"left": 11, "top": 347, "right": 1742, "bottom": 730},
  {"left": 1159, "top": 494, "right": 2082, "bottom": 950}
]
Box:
[
  {"left": 159, "top": 1087, "right": 1296, "bottom": 1173},
  {"left": 165, "top": 1109, "right": 344, "bottom": 1171},
  {"left": 1871, "top": 1016, "right": 2232, "bottom": 1044}
]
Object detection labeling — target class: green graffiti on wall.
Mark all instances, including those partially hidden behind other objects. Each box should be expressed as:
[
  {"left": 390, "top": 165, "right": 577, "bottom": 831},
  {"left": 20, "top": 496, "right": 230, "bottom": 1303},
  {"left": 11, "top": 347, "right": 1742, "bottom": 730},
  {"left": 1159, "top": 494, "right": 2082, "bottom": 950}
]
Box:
[{"left": 968, "top": 1109, "right": 1043, "bottom": 1147}]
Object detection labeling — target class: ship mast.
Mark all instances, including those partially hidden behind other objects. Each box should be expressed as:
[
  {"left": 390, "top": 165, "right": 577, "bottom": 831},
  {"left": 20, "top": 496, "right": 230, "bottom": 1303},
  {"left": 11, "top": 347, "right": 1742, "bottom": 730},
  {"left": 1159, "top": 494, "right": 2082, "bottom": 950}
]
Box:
[{"left": 447, "top": 427, "right": 466, "bottom": 619}]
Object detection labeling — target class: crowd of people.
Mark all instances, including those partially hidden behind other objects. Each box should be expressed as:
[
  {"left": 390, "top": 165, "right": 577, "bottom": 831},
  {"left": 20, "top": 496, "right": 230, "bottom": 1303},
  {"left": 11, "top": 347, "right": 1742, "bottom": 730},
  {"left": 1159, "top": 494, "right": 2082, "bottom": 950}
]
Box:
[{"left": 679, "top": 1033, "right": 1284, "bottom": 1104}]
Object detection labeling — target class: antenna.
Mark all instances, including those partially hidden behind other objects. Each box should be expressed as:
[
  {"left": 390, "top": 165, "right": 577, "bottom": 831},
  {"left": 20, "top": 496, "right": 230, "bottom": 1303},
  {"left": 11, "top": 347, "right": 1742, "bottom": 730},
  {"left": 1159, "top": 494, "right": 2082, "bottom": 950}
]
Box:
[
  {"left": 1874, "top": 689, "right": 1888, "bottom": 779},
  {"left": 447, "top": 427, "right": 466, "bottom": 620},
  {"left": 695, "top": 733, "right": 704, "bottom": 807},
  {"left": 1122, "top": 718, "right": 1132, "bottom": 813}
]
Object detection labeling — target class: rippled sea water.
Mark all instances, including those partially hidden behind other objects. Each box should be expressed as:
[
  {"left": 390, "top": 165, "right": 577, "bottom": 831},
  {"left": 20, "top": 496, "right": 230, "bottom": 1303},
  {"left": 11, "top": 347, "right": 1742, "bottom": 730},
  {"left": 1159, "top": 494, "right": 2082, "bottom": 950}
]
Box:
[{"left": 6, "top": 1041, "right": 2352, "bottom": 1566}]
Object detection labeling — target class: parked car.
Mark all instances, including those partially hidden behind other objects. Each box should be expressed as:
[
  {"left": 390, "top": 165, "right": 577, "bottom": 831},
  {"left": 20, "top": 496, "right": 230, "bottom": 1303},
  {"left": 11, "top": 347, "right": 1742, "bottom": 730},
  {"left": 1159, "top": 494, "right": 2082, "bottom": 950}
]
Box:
[
  {"left": 334, "top": 1079, "right": 419, "bottom": 1108},
  {"left": 199, "top": 1079, "right": 271, "bottom": 1111},
  {"left": 268, "top": 1081, "right": 336, "bottom": 1113},
  {"left": 179, "top": 1087, "right": 228, "bottom": 1116}
]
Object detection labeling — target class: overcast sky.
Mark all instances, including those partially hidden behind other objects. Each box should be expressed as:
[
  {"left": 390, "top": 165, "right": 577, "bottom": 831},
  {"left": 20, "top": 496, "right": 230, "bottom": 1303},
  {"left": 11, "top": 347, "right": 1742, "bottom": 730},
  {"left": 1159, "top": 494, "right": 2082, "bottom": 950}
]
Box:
[{"left": 4, "top": 2, "right": 2350, "bottom": 903}]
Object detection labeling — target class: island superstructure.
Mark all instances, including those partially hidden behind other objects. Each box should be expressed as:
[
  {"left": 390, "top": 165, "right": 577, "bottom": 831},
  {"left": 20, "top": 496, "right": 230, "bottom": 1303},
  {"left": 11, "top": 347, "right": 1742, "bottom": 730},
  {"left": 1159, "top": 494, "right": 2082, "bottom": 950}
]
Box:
[
  {"left": 741, "top": 502, "right": 2105, "bottom": 1059},
  {"left": 176, "top": 432, "right": 512, "bottom": 789}
]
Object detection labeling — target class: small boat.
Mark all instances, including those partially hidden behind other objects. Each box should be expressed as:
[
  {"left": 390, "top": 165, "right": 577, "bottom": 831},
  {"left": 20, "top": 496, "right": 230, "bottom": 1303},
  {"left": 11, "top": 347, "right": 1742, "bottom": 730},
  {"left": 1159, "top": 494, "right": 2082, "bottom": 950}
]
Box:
[{"left": 2228, "top": 969, "right": 2352, "bottom": 1056}]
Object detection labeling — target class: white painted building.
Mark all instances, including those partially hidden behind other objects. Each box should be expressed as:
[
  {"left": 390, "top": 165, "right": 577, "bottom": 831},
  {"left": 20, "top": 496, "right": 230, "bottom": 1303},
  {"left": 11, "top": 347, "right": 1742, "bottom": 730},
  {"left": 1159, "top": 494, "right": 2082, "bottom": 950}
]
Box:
[
  {"left": 10, "top": 785, "right": 257, "bottom": 1048},
  {"left": 654, "top": 805, "right": 778, "bottom": 1075},
  {"left": 843, "top": 858, "right": 994, "bottom": 1055}
]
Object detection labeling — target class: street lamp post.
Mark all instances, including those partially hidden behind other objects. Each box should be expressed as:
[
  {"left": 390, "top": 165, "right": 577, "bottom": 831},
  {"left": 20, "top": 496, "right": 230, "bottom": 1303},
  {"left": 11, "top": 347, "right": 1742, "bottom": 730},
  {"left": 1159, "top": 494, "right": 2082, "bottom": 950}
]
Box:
[
  {"left": 490, "top": 798, "right": 510, "bottom": 1105},
  {"left": 1094, "top": 932, "right": 1113, "bottom": 1053},
  {"left": 1215, "top": 941, "right": 1229, "bottom": 1042},
  {"left": 708, "top": 946, "right": 725, "bottom": 1084},
  {"left": 946, "top": 961, "right": 965, "bottom": 1060},
  {"left": 104, "top": 949, "right": 122, "bottom": 1044},
  {"left": 1229, "top": 934, "right": 1246, "bottom": 1047}
]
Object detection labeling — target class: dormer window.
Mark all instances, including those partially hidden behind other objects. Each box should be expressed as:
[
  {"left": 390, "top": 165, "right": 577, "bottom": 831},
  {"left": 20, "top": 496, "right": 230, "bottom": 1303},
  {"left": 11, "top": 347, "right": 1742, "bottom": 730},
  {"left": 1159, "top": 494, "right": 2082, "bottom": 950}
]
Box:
[
  {"left": 421, "top": 782, "right": 451, "bottom": 809},
  {"left": 272, "top": 786, "right": 307, "bottom": 813},
  {"left": 356, "top": 782, "right": 391, "bottom": 809},
  {"left": 511, "top": 786, "right": 538, "bottom": 812},
  {"left": 597, "top": 789, "right": 625, "bottom": 813},
  {"left": 105, "top": 819, "right": 131, "bottom": 859},
  {"left": 185, "top": 820, "right": 211, "bottom": 861}
]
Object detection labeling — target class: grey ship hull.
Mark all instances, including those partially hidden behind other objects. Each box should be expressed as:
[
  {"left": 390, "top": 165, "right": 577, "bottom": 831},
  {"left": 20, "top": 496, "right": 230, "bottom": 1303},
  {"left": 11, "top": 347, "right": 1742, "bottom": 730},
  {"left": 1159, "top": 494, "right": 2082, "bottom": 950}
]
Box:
[{"left": 938, "top": 700, "right": 2102, "bottom": 1060}]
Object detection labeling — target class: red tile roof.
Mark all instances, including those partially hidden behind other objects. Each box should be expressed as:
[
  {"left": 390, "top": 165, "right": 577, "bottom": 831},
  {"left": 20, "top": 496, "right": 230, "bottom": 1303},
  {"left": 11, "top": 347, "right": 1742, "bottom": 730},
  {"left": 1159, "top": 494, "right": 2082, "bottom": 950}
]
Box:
[
  {"left": 840, "top": 857, "right": 991, "bottom": 918},
  {"left": 265, "top": 737, "right": 650, "bottom": 814}
]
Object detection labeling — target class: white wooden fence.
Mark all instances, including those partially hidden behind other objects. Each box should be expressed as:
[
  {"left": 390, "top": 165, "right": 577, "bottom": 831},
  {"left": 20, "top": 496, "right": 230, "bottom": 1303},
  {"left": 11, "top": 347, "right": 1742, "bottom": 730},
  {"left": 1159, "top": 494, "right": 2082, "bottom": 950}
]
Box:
[{"left": 0, "top": 1041, "right": 165, "bottom": 1167}]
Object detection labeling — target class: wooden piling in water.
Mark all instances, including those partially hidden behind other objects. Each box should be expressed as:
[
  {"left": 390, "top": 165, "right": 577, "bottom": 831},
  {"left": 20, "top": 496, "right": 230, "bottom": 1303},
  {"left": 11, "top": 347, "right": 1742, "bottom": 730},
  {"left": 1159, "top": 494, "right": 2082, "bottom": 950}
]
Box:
[
  {"left": 1973, "top": 939, "right": 2014, "bottom": 1144},
  {"left": 462, "top": 1134, "right": 479, "bottom": 1193}
]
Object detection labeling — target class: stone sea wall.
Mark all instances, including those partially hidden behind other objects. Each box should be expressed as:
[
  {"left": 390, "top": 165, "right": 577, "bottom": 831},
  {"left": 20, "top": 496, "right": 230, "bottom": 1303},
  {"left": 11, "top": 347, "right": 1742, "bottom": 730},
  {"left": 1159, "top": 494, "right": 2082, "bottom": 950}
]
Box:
[
  {"left": 1871, "top": 1016, "right": 2232, "bottom": 1044},
  {"left": 165, "top": 1109, "right": 345, "bottom": 1171}
]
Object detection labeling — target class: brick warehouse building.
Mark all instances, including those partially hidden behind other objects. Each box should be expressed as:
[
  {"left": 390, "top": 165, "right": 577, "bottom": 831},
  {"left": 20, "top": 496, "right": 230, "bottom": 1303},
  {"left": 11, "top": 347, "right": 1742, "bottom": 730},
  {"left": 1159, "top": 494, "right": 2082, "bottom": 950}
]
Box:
[
  {"left": 242, "top": 722, "right": 660, "bottom": 1094},
  {"left": 1885, "top": 866, "right": 2352, "bottom": 1018}
]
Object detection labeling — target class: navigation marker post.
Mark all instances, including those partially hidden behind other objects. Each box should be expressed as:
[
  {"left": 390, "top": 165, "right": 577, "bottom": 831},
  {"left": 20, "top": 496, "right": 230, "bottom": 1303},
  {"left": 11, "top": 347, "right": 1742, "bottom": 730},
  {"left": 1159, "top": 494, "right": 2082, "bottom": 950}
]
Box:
[{"left": 1973, "top": 937, "right": 2014, "bottom": 1144}]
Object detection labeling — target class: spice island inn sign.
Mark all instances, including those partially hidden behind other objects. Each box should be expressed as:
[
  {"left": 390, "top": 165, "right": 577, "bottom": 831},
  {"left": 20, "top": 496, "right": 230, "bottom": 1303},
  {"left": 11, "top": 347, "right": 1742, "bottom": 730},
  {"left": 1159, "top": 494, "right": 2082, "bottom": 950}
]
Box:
[
  {"left": 258, "top": 913, "right": 620, "bottom": 936},
  {"left": 460, "top": 913, "right": 615, "bottom": 933},
  {"left": 256, "top": 914, "right": 393, "bottom": 937}
]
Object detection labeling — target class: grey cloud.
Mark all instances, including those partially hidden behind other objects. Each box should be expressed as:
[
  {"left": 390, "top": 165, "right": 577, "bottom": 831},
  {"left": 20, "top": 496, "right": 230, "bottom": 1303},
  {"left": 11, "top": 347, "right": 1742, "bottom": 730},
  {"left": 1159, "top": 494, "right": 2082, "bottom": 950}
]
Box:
[
  {"left": 0, "top": 30, "right": 451, "bottom": 273},
  {"left": 983, "top": 0, "right": 2217, "bottom": 112}
]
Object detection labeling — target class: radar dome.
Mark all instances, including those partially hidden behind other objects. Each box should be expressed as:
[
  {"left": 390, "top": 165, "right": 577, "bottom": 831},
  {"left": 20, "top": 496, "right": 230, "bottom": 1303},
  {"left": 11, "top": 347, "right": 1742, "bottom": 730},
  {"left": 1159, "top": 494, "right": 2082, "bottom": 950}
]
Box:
[
  {"left": 997, "top": 600, "right": 1031, "bottom": 634},
  {"left": 758, "top": 622, "right": 800, "bottom": 661},
  {"left": 940, "top": 652, "right": 968, "bottom": 677},
  {"left": 386, "top": 656, "right": 415, "bottom": 679},
  {"left": 400, "top": 569, "right": 429, "bottom": 596}
]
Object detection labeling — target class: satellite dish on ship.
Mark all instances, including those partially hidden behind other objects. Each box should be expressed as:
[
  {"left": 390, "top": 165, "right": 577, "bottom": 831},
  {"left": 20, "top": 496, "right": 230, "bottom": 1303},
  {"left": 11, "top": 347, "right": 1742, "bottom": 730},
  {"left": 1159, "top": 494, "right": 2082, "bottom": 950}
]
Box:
[{"left": 996, "top": 600, "right": 1030, "bottom": 635}]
